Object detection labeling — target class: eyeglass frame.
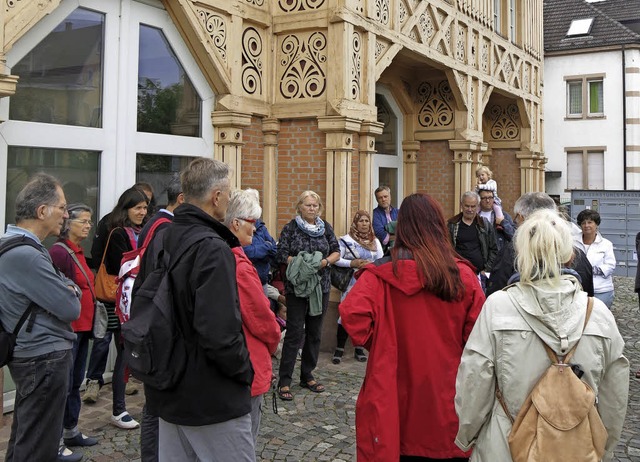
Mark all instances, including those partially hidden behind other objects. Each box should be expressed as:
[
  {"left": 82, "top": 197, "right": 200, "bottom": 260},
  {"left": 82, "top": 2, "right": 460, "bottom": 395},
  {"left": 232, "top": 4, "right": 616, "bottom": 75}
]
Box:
[{"left": 69, "top": 219, "right": 94, "bottom": 227}]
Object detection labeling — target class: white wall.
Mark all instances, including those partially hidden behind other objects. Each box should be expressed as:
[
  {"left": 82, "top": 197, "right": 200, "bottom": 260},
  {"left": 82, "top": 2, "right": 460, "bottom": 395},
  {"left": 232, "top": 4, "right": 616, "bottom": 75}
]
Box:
[{"left": 543, "top": 50, "right": 625, "bottom": 196}]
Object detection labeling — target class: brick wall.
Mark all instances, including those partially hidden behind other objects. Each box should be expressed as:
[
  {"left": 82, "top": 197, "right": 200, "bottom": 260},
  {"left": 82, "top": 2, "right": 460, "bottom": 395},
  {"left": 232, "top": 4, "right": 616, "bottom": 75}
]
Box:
[
  {"left": 487, "top": 149, "right": 519, "bottom": 216},
  {"left": 416, "top": 140, "right": 456, "bottom": 217},
  {"left": 241, "top": 116, "right": 264, "bottom": 193},
  {"left": 276, "top": 119, "right": 327, "bottom": 237}
]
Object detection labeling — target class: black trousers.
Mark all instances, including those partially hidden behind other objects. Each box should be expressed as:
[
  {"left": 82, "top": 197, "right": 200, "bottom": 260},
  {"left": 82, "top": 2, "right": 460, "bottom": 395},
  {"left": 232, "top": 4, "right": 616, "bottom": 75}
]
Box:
[{"left": 278, "top": 292, "right": 329, "bottom": 388}]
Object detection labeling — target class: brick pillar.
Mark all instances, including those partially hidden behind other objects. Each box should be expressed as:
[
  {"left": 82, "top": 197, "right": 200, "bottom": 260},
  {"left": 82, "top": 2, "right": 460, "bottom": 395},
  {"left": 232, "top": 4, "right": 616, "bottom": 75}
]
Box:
[
  {"left": 262, "top": 118, "right": 280, "bottom": 234},
  {"left": 318, "top": 116, "right": 362, "bottom": 236},
  {"left": 359, "top": 121, "right": 384, "bottom": 213},
  {"left": 211, "top": 111, "right": 252, "bottom": 189},
  {"left": 403, "top": 141, "right": 420, "bottom": 196},
  {"left": 449, "top": 140, "right": 487, "bottom": 213}
]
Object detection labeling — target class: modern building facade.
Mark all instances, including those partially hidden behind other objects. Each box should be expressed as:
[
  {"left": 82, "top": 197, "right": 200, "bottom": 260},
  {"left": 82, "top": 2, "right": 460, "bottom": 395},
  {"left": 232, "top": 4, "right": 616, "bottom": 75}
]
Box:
[{"left": 543, "top": 0, "right": 640, "bottom": 198}]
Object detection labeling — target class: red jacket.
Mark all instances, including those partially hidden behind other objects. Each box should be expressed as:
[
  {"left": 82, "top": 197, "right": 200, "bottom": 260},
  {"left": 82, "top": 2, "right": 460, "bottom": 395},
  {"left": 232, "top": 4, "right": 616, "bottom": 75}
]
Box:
[
  {"left": 339, "top": 257, "right": 485, "bottom": 461},
  {"left": 232, "top": 247, "right": 281, "bottom": 396},
  {"left": 49, "top": 239, "right": 95, "bottom": 332}
]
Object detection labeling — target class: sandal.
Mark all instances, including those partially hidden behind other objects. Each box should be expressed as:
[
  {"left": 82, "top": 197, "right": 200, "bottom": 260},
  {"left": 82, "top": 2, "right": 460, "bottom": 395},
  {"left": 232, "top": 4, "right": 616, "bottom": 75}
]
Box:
[
  {"left": 277, "top": 386, "right": 293, "bottom": 401},
  {"left": 300, "top": 380, "right": 325, "bottom": 393},
  {"left": 354, "top": 347, "right": 367, "bottom": 362},
  {"left": 332, "top": 348, "right": 344, "bottom": 364}
]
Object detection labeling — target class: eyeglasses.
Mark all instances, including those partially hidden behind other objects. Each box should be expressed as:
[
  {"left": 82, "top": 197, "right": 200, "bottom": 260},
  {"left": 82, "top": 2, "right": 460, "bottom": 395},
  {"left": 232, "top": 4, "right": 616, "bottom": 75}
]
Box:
[
  {"left": 70, "top": 219, "right": 93, "bottom": 227},
  {"left": 480, "top": 196, "right": 494, "bottom": 201},
  {"left": 237, "top": 217, "right": 257, "bottom": 224}
]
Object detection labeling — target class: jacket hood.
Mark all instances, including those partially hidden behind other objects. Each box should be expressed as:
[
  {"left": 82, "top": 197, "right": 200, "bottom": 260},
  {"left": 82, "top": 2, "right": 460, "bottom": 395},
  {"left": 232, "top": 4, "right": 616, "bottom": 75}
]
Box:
[
  {"left": 173, "top": 203, "right": 240, "bottom": 248},
  {"left": 504, "top": 275, "right": 590, "bottom": 350},
  {"left": 359, "top": 256, "right": 475, "bottom": 297}
]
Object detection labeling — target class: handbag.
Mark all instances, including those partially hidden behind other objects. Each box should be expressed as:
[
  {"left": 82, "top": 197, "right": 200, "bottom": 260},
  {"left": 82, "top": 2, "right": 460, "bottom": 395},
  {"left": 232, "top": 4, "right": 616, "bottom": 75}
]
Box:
[
  {"left": 94, "top": 229, "right": 118, "bottom": 303},
  {"left": 54, "top": 241, "right": 108, "bottom": 338},
  {"left": 330, "top": 239, "right": 358, "bottom": 292}
]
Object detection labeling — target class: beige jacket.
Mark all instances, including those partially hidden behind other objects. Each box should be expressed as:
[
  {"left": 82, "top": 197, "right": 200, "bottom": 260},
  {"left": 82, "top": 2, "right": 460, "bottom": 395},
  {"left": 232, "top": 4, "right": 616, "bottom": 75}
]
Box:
[{"left": 455, "top": 276, "right": 629, "bottom": 462}]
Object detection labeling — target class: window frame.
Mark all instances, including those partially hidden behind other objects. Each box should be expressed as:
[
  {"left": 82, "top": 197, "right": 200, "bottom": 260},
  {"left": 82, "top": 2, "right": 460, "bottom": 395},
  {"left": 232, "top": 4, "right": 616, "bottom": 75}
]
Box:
[
  {"left": 565, "top": 147, "right": 605, "bottom": 190},
  {"left": 564, "top": 74, "right": 606, "bottom": 120}
]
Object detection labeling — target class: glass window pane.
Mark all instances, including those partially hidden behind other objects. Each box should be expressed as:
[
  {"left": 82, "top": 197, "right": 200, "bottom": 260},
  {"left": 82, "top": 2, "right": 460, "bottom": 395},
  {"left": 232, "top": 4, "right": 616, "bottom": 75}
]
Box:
[
  {"left": 567, "top": 82, "right": 582, "bottom": 115},
  {"left": 375, "top": 94, "right": 398, "bottom": 156},
  {"left": 136, "top": 154, "right": 195, "bottom": 207},
  {"left": 137, "top": 25, "right": 202, "bottom": 137},
  {"left": 566, "top": 152, "right": 583, "bottom": 189},
  {"left": 379, "top": 167, "right": 399, "bottom": 207},
  {"left": 6, "top": 147, "right": 100, "bottom": 252},
  {"left": 587, "top": 151, "right": 604, "bottom": 189},
  {"left": 589, "top": 80, "right": 603, "bottom": 114},
  {"left": 9, "top": 8, "right": 104, "bottom": 127}
]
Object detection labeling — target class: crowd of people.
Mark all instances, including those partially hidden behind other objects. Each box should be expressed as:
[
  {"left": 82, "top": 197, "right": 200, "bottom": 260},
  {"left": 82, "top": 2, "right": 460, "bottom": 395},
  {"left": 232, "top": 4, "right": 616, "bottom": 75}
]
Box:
[{"left": 0, "top": 159, "right": 633, "bottom": 462}]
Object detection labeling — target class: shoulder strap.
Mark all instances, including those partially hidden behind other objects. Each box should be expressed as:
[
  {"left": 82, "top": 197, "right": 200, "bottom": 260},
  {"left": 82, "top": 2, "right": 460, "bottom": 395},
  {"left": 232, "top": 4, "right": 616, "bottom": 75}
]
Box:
[
  {"left": 162, "top": 230, "right": 215, "bottom": 274},
  {"left": 141, "top": 218, "right": 171, "bottom": 249},
  {"left": 340, "top": 238, "right": 358, "bottom": 259},
  {"left": 100, "top": 229, "right": 117, "bottom": 266},
  {"left": 53, "top": 242, "right": 95, "bottom": 301},
  {"left": 0, "top": 236, "right": 43, "bottom": 336}
]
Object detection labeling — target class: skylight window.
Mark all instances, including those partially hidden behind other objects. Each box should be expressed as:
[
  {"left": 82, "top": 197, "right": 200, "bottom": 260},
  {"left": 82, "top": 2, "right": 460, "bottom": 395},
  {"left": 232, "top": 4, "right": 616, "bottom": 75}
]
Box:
[{"left": 567, "top": 18, "right": 594, "bottom": 36}]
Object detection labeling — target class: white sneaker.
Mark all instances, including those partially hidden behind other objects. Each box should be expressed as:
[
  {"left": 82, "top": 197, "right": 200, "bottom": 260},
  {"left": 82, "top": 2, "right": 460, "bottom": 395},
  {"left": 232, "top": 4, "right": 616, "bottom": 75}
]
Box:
[{"left": 110, "top": 412, "right": 139, "bottom": 430}]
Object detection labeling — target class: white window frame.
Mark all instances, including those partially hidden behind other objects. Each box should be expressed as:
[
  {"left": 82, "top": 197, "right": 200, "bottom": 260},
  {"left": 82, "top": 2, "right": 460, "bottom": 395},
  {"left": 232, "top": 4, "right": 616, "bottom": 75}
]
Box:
[{"left": 0, "top": 0, "right": 215, "bottom": 228}]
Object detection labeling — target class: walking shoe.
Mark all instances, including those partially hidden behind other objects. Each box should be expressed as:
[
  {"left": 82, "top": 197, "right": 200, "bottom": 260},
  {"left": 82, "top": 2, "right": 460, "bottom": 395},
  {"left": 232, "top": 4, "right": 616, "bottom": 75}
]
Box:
[
  {"left": 82, "top": 380, "right": 99, "bottom": 404},
  {"left": 111, "top": 411, "right": 140, "bottom": 429},
  {"left": 57, "top": 446, "right": 83, "bottom": 462},
  {"left": 63, "top": 433, "right": 98, "bottom": 447},
  {"left": 332, "top": 348, "right": 344, "bottom": 364},
  {"left": 354, "top": 347, "right": 367, "bottom": 362},
  {"left": 125, "top": 381, "right": 139, "bottom": 395}
]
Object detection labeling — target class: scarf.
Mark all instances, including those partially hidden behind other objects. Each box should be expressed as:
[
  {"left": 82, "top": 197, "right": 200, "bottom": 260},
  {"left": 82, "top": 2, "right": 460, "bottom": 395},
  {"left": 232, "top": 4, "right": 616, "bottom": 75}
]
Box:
[
  {"left": 295, "top": 215, "right": 325, "bottom": 238},
  {"left": 349, "top": 210, "right": 377, "bottom": 251}
]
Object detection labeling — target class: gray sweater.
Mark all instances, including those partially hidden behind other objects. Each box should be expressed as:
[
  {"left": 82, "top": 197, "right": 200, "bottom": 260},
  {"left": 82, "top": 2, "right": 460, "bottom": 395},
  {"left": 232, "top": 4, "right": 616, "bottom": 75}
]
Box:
[{"left": 0, "top": 226, "right": 80, "bottom": 358}]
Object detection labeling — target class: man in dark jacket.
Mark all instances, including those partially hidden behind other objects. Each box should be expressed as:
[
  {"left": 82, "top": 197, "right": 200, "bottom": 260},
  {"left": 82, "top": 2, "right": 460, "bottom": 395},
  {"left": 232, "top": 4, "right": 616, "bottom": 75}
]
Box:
[
  {"left": 144, "top": 158, "right": 255, "bottom": 460},
  {"left": 486, "top": 192, "right": 594, "bottom": 297},
  {"left": 477, "top": 189, "right": 515, "bottom": 251},
  {"left": 447, "top": 191, "right": 498, "bottom": 282}
]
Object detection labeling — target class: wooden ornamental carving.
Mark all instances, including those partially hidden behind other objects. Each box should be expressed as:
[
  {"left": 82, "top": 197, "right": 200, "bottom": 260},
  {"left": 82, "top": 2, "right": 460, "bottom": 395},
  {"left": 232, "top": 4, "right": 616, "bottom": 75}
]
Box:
[
  {"left": 242, "top": 27, "right": 263, "bottom": 96},
  {"left": 456, "top": 26, "right": 466, "bottom": 63},
  {"left": 375, "top": 40, "right": 387, "bottom": 61},
  {"left": 374, "top": 0, "right": 390, "bottom": 26},
  {"left": 245, "top": 0, "right": 264, "bottom": 6},
  {"left": 417, "top": 81, "right": 454, "bottom": 128},
  {"left": 279, "top": 32, "right": 327, "bottom": 100},
  {"left": 278, "top": 0, "right": 325, "bottom": 12},
  {"left": 489, "top": 104, "right": 520, "bottom": 140},
  {"left": 351, "top": 31, "right": 361, "bottom": 101},
  {"left": 196, "top": 8, "right": 227, "bottom": 63},
  {"left": 399, "top": 2, "right": 407, "bottom": 26}
]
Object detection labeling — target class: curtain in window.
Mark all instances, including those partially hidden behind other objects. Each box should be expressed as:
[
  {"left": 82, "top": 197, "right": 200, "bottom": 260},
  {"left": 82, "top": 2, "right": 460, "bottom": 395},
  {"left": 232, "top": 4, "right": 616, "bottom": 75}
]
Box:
[
  {"left": 589, "top": 81, "right": 603, "bottom": 114},
  {"left": 568, "top": 82, "right": 582, "bottom": 115},
  {"left": 567, "top": 152, "right": 583, "bottom": 189}
]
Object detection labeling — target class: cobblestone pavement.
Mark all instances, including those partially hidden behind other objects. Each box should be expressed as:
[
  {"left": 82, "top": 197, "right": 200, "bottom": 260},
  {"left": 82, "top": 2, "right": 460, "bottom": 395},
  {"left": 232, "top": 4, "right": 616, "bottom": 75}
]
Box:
[{"left": 0, "top": 276, "right": 638, "bottom": 461}]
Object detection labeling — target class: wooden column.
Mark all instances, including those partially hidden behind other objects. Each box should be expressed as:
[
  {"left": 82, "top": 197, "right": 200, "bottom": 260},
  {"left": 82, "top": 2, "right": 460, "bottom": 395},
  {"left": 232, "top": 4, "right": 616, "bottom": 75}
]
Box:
[
  {"left": 318, "top": 116, "right": 362, "bottom": 236},
  {"left": 516, "top": 149, "right": 537, "bottom": 194},
  {"left": 359, "top": 121, "right": 384, "bottom": 213},
  {"left": 403, "top": 141, "right": 420, "bottom": 196},
  {"left": 261, "top": 118, "right": 279, "bottom": 234},
  {"left": 450, "top": 140, "right": 487, "bottom": 214},
  {"left": 211, "top": 111, "right": 252, "bottom": 189}
]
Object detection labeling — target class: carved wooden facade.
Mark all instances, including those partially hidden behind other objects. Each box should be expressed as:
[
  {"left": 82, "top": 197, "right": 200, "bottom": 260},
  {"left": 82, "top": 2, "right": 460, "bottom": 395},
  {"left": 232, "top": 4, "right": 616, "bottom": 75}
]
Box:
[{"left": 1, "top": 0, "right": 545, "bottom": 234}]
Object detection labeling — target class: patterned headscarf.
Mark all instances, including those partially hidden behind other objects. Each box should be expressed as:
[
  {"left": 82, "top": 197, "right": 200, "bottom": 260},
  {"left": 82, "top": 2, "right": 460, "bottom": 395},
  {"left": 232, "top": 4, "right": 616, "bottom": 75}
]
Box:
[{"left": 349, "top": 210, "right": 377, "bottom": 251}]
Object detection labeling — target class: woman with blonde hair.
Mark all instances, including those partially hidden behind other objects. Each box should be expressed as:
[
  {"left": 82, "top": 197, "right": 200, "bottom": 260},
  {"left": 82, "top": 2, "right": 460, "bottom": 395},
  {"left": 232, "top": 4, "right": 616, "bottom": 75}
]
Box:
[
  {"left": 455, "top": 209, "right": 629, "bottom": 461},
  {"left": 275, "top": 190, "right": 340, "bottom": 400}
]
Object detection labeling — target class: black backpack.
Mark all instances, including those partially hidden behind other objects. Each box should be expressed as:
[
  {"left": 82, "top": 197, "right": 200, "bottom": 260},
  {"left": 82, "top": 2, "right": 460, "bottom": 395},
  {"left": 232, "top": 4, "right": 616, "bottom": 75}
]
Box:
[
  {"left": 0, "top": 236, "right": 43, "bottom": 366},
  {"left": 122, "top": 230, "right": 211, "bottom": 390}
]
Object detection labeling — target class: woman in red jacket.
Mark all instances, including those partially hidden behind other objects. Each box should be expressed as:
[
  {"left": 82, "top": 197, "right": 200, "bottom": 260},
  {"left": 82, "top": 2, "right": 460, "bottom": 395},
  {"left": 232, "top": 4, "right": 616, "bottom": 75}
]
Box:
[
  {"left": 225, "top": 189, "right": 281, "bottom": 444},
  {"left": 339, "top": 193, "right": 486, "bottom": 462}
]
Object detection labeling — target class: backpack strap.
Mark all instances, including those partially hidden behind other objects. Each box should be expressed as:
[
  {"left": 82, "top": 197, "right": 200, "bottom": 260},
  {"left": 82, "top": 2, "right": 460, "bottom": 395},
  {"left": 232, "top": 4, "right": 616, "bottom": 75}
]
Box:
[
  {"left": 0, "top": 236, "right": 46, "bottom": 336},
  {"left": 141, "top": 218, "right": 172, "bottom": 249},
  {"left": 340, "top": 238, "right": 358, "bottom": 259},
  {"left": 124, "top": 227, "right": 138, "bottom": 250}
]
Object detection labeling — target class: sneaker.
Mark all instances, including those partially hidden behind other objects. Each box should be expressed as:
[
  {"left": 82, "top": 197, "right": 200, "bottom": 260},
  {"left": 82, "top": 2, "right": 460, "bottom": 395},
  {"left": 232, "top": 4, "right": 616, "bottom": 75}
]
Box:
[
  {"left": 354, "top": 347, "right": 367, "bottom": 362},
  {"left": 57, "top": 446, "right": 83, "bottom": 462},
  {"left": 110, "top": 411, "right": 140, "bottom": 430},
  {"left": 125, "top": 381, "right": 138, "bottom": 395},
  {"left": 332, "top": 348, "right": 344, "bottom": 364},
  {"left": 82, "top": 380, "right": 99, "bottom": 404},
  {"left": 63, "top": 433, "right": 98, "bottom": 447}
]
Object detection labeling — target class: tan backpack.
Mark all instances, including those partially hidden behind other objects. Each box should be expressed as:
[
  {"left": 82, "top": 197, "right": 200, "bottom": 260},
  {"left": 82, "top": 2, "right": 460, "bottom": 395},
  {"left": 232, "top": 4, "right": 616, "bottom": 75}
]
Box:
[{"left": 497, "top": 297, "right": 608, "bottom": 462}]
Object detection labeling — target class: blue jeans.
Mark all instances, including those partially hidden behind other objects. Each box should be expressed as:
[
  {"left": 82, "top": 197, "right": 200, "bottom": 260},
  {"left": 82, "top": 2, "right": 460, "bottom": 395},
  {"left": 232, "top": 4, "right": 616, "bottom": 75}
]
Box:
[
  {"left": 64, "top": 331, "right": 92, "bottom": 431},
  {"left": 7, "top": 349, "right": 72, "bottom": 462},
  {"left": 595, "top": 290, "right": 615, "bottom": 310},
  {"left": 85, "top": 331, "right": 112, "bottom": 386}
]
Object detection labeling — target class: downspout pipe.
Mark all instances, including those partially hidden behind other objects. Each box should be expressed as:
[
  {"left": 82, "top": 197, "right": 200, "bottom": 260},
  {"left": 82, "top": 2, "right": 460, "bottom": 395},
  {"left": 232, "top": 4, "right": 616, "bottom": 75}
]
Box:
[{"left": 622, "top": 44, "right": 627, "bottom": 190}]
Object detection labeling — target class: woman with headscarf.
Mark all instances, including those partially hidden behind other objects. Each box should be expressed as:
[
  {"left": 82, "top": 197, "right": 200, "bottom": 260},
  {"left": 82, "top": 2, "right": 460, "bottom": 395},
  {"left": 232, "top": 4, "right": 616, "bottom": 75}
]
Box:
[
  {"left": 332, "top": 210, "right": 383, "bottom": 364},
  {"left": 275, "top": 190, "right": 340, "bottom": 401},
  {"left": 339, "top": 193, "right": 485, "bottom": 461}
]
